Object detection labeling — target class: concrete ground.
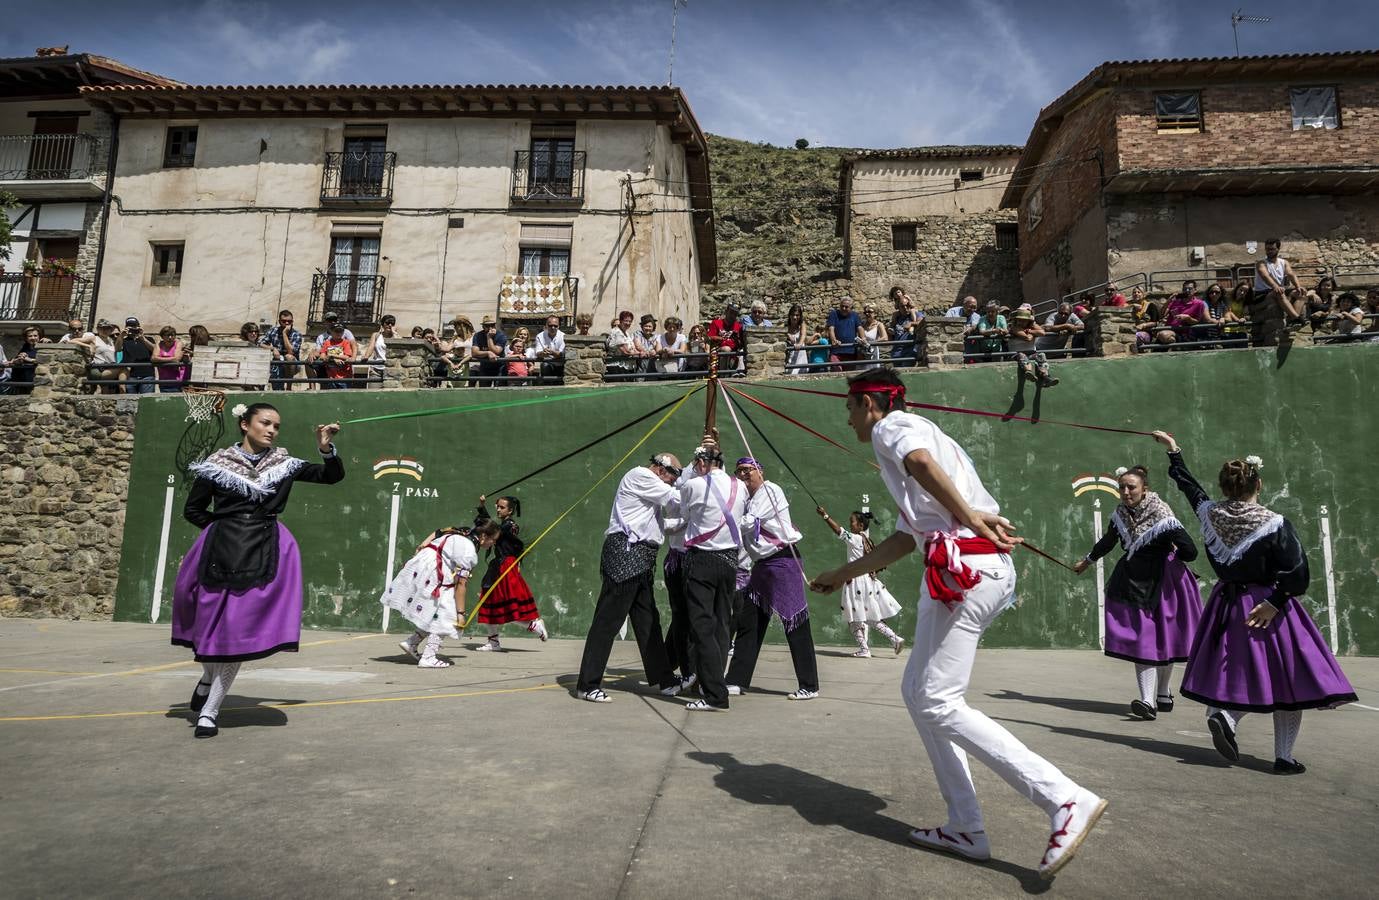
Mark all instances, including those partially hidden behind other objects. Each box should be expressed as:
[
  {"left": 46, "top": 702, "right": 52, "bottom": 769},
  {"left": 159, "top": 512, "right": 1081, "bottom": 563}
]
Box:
[{"left": 0, "top": 620, "right": 1376, "bottom": 899}]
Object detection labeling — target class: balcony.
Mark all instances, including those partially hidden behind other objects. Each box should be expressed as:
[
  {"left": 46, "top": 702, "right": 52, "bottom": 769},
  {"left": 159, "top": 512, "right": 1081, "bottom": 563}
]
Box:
[
  {"left": 308, "top": 272, "right": 387, "bottom": 327},
  {"left": 320, "top": 151, "right": 395, "bottom": 205},
  {"left": 510, "top": 150, "right": 585, "bottom": 205},
  {"left": 0, "top": 134, "right": 106, "bottom": 199},
  {"left": 0, "top": 272, "right": 90, "bottom": 323}
]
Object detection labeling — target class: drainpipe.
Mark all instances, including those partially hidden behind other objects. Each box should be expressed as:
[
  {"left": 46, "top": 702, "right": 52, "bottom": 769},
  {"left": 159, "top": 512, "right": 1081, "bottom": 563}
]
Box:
[{"left": 88, "top": 112, "right": 120, "bottom": 329}]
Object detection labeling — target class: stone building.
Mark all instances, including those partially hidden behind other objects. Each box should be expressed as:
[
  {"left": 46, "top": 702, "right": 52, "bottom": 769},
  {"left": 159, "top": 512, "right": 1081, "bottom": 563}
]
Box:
[
  {"left": 837, "top": 146, "right": 1023, "bottom": 311},
  {"left": 0, "top": 50, "right": 176, "bottom": 331},
  {"left": 1001, "top": 50, "right": 1379, "bottom": 301},
  {"left": 79, "top": 83, "right": 716, "bottom": 335}
]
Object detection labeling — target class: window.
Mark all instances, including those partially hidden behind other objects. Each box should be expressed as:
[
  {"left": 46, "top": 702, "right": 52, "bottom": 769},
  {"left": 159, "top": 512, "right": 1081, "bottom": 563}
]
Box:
[
  {"left": 959, "top": 170, "right": 985, "bottom": 182},
  {"left": 341, "top": 125, "right": 388, "bottom": 195},
  {"left": 1155, "top": 92, "right": 1202, "bottom": 132},
  {"left": 891, "top": 224, "right": 917, "bottom": 251},
  {"left": 519, "top": 223, "right": 572, "bottom": 274},
  {"left": 1025, "top": 184, "right": 1044, "bottom": 232},
  {"left": 1290, "top": 86, "right": 1339, "bottom": 130},
  {"left": 995, "top": 223, "right": 1019, "bottom": 251},
  {"left": 528, "top": 123, "right": 576, "bottom": 195},
  {"left": 163, "top": 126, "right": 198, "bottom": 168},
  {"left": 151, "top": 242, "right": 184, "bottom": 285}
]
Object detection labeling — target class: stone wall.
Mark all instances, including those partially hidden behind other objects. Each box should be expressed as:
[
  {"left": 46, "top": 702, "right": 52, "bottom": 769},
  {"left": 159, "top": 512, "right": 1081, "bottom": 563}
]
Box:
[
  {"left": 848, "top": 211, "right": 1022, "bottom": 311},
  {"left": 0, "top": 394, "right": 136, "bottom": 617}
]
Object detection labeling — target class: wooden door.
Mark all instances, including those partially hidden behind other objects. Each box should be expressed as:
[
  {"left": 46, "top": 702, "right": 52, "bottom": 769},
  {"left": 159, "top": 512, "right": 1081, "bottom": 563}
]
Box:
[{"left": 31, "top": 237, "right": 80, "bottom": 317}]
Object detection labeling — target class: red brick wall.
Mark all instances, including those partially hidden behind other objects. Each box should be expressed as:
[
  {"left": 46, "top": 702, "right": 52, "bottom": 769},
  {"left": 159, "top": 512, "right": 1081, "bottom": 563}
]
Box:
[
  {"left": 1017, "top": 92, "right": 1118, "bottom": 275},
  {"left": 1115, "top": 81, "right": 1379, "bottom": 171}
]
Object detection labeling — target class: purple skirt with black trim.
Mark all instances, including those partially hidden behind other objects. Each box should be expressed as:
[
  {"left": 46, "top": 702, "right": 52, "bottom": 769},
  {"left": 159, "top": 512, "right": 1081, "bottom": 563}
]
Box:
[
  {"left": 745, "top": 550, "right": 810, "bottom": 632},
  {"left": 171, "top": 523, "right": 304, "bottom": 662},
  {"left": 1180, "top": 582, "right": 1357, "bottom": 713},
  {"left": 1104, "top": 556, "right": 1202, "bottom": 666}
]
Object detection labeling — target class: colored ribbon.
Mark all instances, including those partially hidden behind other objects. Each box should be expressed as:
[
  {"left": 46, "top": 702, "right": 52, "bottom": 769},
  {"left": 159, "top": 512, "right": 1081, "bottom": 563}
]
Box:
[
  {"left": 719, "top": 382, "right": 821, "bottom": 507},
  {"left": 743, "top": 382, "right": 1155, "bottom": 437},
  {"left": 723, "top": 384, "right": 878, "bottom": 469},
  {"left": 341, "top": 385, "right": 646, "bottom": 425},
  {"left": 462, "top": 384, "right": 699, "bottom": 628}
]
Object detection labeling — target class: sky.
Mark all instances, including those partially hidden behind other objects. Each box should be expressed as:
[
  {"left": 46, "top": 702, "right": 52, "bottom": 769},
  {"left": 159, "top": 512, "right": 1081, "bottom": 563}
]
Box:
[{"left": 5, "top": 0, "right": 1377, "bottom": 148}]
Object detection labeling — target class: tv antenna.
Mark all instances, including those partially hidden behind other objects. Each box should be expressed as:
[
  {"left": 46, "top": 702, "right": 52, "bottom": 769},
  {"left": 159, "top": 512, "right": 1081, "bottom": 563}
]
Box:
[
  {"left": 1231, "top": 8, "right": 1272, "bottom": 56},
  {"left": 667, "top": 0, "right": 689, "bottom": 85}
]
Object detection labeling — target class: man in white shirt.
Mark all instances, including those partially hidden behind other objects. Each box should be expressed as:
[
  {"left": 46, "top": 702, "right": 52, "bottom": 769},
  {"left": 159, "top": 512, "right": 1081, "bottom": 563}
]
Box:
[
  {"left": 576, "top": 453, "right": 684, "bottom": 703},
  {"left": 809, "top": 367, "right": 1106, "bottom": 879},
  {"left": 723, "top": 458, "right": 819, "bottom": 700},
  {"left": 527, "top": 316, "right": 567, "bottom": 382},
  {"left": 678, "top": 442, "right": 747, "bottom": 711},
  {"left": 59, "top": 318, "right": 93, "bottom": 343}
]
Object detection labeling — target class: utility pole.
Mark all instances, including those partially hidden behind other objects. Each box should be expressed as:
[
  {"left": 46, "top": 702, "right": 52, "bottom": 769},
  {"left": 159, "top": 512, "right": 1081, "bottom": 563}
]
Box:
[{"left": 1231, "top": 8, "right": 1272, "bottom": 56}]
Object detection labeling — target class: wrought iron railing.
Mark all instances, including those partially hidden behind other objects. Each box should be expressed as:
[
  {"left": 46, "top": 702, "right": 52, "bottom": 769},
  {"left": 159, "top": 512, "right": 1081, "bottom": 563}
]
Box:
[
  {"left": 309, "top": 272, "right": 387, "bottom": 326},
  {"left": 0, "top": 272, "right": 89, "bottom": 321},
  {"left": 320, "top": 151, "right": 396, "bottom": 202},
  {"left": 0, "top": 134, "right": 104, "bottom": 181},
  {"left": 510, "top": 150, "right": 586, "bottom": 203}
]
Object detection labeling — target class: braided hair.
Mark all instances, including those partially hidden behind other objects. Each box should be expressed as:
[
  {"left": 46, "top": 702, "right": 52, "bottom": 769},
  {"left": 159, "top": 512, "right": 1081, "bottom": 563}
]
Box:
[{"left": 1218, "top": 458, "right": 1262, "bottom": 500}]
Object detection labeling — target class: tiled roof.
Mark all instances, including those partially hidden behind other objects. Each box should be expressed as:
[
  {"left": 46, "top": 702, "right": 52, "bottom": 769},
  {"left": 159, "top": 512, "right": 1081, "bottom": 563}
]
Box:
[{"left": 844, "top": 145, "right": 1022, "bottom": 163}]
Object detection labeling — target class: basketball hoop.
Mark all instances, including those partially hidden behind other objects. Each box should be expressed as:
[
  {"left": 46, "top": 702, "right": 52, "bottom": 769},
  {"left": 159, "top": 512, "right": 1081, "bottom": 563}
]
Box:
[{"left": 182, "top": 385, "right": 227, "bottom": 423}]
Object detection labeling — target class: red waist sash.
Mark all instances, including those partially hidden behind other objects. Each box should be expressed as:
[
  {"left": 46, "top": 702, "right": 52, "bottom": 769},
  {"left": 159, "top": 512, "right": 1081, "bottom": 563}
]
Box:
[{"left": 923, "top": 534, "right": 1000, "bottom": 605}]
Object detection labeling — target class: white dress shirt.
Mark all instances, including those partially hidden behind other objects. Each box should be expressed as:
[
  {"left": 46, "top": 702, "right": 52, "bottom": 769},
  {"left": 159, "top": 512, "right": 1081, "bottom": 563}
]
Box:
[
  {"left": 528, "top": 328, "right": 566, "bottom": 359},
  {"left": 605, "top": 466, "right": 679, "bottom": 546},
  {"left": 739, "top": 480, "right": 802, "bottom": 561},
  {"left": 680, "top": 468, "right": 747, "bottom": 551},
  {"left": 870, "top": 412, "right": 1000, "bottom": 539}
]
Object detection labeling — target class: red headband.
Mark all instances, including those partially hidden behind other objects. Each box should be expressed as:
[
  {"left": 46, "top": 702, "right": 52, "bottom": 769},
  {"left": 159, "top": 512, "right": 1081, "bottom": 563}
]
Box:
[{"left": 848, "top": 380, "right": 906, "bottom": 403}]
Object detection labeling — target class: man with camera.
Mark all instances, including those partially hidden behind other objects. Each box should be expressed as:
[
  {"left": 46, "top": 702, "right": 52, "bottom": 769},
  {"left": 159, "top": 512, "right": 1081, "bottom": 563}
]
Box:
[{"left": 119, "top": 317, "right": 157, "bottom": 395}]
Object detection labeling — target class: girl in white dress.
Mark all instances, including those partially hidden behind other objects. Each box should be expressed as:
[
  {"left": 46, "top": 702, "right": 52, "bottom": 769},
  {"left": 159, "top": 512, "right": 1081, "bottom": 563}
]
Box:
[
  {"left": 817, "top": 507, "right": 904, "bottom": 657},
  {"left": 383, "top": 521, "right": 500, "bottom": 667}
]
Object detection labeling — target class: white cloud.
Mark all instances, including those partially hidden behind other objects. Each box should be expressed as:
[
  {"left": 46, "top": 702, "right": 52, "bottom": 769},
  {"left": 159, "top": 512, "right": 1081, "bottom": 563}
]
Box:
[
  {"left": 1117, "top": 0, "right": 1176, "bottom": 58},
  {"left": 196, "top": 1, "right": 355, "bottom": 83}
]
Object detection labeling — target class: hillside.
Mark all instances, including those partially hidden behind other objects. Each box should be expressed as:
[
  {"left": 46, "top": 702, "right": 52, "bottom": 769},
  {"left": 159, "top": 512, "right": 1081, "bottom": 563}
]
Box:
[{"left": 699, "top": 134, "right": 855, "bottom": 319}]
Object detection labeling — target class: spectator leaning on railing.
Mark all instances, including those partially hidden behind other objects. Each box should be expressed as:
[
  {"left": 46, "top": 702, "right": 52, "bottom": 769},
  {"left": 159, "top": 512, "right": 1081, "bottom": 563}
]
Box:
[
  {"left": 635, "top": 314, "right": 659, "bottom": 374},
  {"left": 684, "top": 323, "right": 709, "bottom": 372},
  {"left": 742, "top": 299, "right": 772, "bottom": 327},
  {"left": 3, "top": 325, "right": 47, "bottom": 395},
  {"left": 654, "top": 316, "right": 686, "bottom": 374},
  {"left": 153, "top": 325, "right": 185, "bottom": 392},
  {"left": 945, "top": 295, "right": 978, "bottom": 319},
  {"left": 68, "top": 318, "right": 121, "bottom": 394},
  {"left": 59, "top": 318, "right": 91, "bottom": 345},
  {"left": 260, "top": 309, "right": 304, "bottom": 391},
  {"left": 889, "top": 286, "right": 921, "bottom": 365},
  {"left": 185, "top": 325, "right": 210, "bottom": 386},
  {"left": 974, "top": 301, "right": 1007, "bottom": 356},
  {"left": 857, "top": 303, "right": 888, "bottom": 361},
  {"left": 1252, "top": 238, "right": 1302, "bottom": 325},
  {"left": 784, "top": 304, "right": 808, "bottom": 373},
  {"left": 1151, "top": 282, "right": 1208, "bottom": 348},
  {"left": 1038, "top": 301, "right": 1084, "bottom": 352},
  {"left": 605, "top": 310, "right": 638, "bottom": 377},
  {"left": 826, "top": 296, "right": 861, "bottom": 362},
  {"left": 119, "top": 317, "right": 157, "bottom": 394},
  {"left": 1334, "top": 292, "right": 1366, "bottom": 339},
  {"left": 529, "top": 315, "right": 566, "bottom": 380},
  {"left": 707, "top": 303, "right": 745, "bottom": 370},
  {"left": 319, "top": 321, "right": 356, "bottom": 388},
  {"left": 574, "top": 313, "right": 593, "bottom": 336},
  {"left": 472, "top": 315, "right": 508, "bottom": 386},
  {"left": 1008, "top": 309, "right": 1058, "bottom": 387},
  {"left": 310, "top": 312, "right": 356, "bottom": 383}
]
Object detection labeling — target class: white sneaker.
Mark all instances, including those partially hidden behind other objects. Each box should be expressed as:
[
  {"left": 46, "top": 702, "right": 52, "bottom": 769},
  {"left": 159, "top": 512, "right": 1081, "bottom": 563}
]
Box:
[
  {"left": 726, "top": 684, "right": 743, "bottom": 696},
  {"left": 685, "top": 699, "right": 725, "bottom": 712},
  {"left": 1039, "top": 788, "right": 1108, "bottom": 879},
  {"left": 398, "top": 639, "right": 420, "bottom": 660},
  {"left": 660, "top": 681, "right": 684, "bottom": 697},
  {"left": 892, "top": 636, "right": 905, "bottom": 656},
  {"left": 908, "top": 826, "right": 991, "bottom": 861},
  {"left": 577, "top": 689, "right": 611, "bottom": 703},
  {"left": 787, "top": 688, "right": 819, "bottom": 701},
  {"left": 528, "top": 619, "right": 549, "bottom": 642},
  {"left": 417, "top": 656, "right": 451, "bottom": 668},
  {"left": 852, "top": 647, "right": 872, "bottom": 658},
  {"left": 475, "top": 638, "right": 501, "bottom": 652}
]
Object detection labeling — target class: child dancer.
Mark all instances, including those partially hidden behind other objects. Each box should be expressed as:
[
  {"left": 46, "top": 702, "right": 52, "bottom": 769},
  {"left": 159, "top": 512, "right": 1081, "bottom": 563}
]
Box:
[
  {"left": 1074, "top": 464, "right": 1201, "bottom": 719},
  {"left": 1152, "top": 431, "right": 1356, "bottom": 773},
  {"left": 383, "top": 521, "right": 501, "bottom": 667},
  {"left": 817, "top": 506, "right": 904, "bottom": 657},
  {"left": 473, "top": 494, "right": 547, "bottom": 649}
]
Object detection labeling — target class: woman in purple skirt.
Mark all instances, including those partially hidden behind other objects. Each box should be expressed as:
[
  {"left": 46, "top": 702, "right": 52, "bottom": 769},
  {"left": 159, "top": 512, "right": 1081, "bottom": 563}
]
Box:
[
  {"left": 1152, "top": 431, "right": 1356, "bottom": 774},
  {"left": 1074, "top": 464, "right": 1201, "bottom": 720},
  {"left": 172, "top": 403, "right": 344, "bottom": 738}
]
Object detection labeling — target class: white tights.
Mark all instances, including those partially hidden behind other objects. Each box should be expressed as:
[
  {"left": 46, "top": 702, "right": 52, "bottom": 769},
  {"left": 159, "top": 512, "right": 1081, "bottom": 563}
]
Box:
[
  {"left": 197, "top": 662, "right": 241, "bottom": 727},
  {"left": 853, "top": 619, "right": 901, "bottom": 650},
  {"left": 1133, "top": 663, "right": 1176, "bottom": 704},
  {"left": 1208, "top": 707, "right": 1304, "bottom": 762}
]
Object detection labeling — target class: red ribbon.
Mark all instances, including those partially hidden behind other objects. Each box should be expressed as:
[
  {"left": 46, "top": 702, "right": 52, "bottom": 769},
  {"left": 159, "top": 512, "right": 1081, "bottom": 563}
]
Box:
[
  {"left": 724, "top": 385, "right": 878, "bottom": 469},
  {"left": 746, "top": 382, "right": 1154, "bottom": 437},
  {"left": 924, "top": 535, "right": 999, "bottom": 604}
]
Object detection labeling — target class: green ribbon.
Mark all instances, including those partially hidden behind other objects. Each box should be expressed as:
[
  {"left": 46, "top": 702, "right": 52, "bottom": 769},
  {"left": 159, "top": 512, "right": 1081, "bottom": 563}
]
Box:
[{"left": 341, "top": 385, "right": 663, "bottom": 425}]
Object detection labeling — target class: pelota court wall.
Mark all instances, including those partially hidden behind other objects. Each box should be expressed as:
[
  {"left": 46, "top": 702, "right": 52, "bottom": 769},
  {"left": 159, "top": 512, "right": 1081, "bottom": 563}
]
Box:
[{"left": 102, "top": 344, "right": 1379, "bottom": 654}]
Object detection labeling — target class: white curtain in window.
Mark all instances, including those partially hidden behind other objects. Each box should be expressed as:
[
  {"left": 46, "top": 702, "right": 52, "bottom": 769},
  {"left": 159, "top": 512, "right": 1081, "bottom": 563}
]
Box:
[{"left": 1291, "top": 87, "right": 1338, "bottom": 130}]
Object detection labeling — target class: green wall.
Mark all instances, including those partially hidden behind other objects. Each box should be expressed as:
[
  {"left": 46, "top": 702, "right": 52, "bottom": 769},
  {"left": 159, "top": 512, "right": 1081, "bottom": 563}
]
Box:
[{"left": 115, "top": 344, "right": 1379, "bottom": 654}]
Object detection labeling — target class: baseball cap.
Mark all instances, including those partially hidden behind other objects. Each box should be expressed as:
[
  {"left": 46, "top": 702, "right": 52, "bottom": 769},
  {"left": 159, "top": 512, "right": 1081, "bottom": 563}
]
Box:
[{"left": 125, "top": 316, "right": 141, "bottom": 327}]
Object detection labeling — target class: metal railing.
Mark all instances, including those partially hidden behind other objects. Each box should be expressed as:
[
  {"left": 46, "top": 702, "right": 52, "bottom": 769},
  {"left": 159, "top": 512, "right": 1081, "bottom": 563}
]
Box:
[
  {"left": 1060, "top": 273, "right": 1149, "bottom": 310},
  {"left": 0, "top": 133, "right": 104, "bottom": 180},
  {"left": 783, "top": 338, "right": 922, "bottom": 374},
  {"left": 427, "top": 357, "right": 566, "bottom": 387},
  {"left": 510, "top": 150, "right": 586, "bottom": 203},
  {"left": 320, "top": 150, "right": 396, "bottom": 203},
  {"left": 0, "top": 272, "right": 88, "bottom": 321},
  {"left": 308, "top": 273, "right": 386, "bottom": 326},
  {"left": 1134, "top": 321, "right": 1251, "bottom": 351},
  {"left": 602, "top": 350, "right": 742, "bottom": 381}
]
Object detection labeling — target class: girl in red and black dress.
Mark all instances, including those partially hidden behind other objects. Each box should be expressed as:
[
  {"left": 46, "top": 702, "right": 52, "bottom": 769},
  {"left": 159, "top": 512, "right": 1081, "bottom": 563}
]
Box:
[{"left": 473, "top": 494, "right": 548, "bottom": 649}]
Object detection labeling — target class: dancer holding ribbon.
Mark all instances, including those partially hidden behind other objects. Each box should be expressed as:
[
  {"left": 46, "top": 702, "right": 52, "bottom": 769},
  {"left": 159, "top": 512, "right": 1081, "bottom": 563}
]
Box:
[
  {"left": 472, "top": 495, "right": 548, "bottom": 649},
  {"left": 817, "top": 506, "right": 904, "bottom": 658},
  {"left": 1151, "top": 431, "right": 1356, "bottom": 773},
  {"left": 1073, "top": 464, "right": 1201, "bottom": 720},
  {"left": 809, "top": 368, "right": 1106, "bottom": 879},
  {"left": 172, "top": 403, "right": 344, "bottom": 739},
  {"left": 383, "top": 520, "right": 501, "bottom": 668},
  {"left": 723, "top": 457, "right": 820, "bottom": 700}
]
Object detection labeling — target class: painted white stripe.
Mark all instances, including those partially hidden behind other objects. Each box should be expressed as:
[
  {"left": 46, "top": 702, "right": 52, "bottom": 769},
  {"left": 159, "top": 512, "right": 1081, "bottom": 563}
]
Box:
[
  {"left": 1093, "top": 500, "right": 1105, "bottom": 650},
  {"left": 150, "top": 479, "right": 176, "bottom": 623},
  {"left": 1319, "top": 505, "right": 1339, "bottom": 654},
  {"left": 382, "top": 492, "right": 401, "bottom": 630}
]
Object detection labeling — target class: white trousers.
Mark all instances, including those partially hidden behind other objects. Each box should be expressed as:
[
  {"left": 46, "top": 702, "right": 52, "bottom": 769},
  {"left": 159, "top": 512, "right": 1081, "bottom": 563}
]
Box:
[{"left": 900, "top": 553, "right": 1078, "bottom": 832}]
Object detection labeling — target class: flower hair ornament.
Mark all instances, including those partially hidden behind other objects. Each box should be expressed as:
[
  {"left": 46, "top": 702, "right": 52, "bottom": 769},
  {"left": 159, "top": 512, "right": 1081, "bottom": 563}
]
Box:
[
  {"left": 1114, "top": 466, "right": 1129, "bottom": 477},
  {"left": 1244, "top": 455, "right": 1263, "bottom": 471},
  {"left": 230, "top": 403, "right": 248, "bottom": 419}
]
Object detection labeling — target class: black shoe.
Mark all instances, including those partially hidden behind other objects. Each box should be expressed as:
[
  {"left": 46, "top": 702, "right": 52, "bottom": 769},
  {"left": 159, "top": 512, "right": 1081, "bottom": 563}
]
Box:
[
  {"left": 1156, "top": 695, "right": 1174, "bottom": 713},
  {"left": 1039, "top": 375, "right": 1059, "bottom": 388},
  {"left": 189, "top": 681, "right": 212, "bottom": 713},
  {"left": 1207, "top": 712, "right": 1239, "bottom": 761},
  {"left": 194, "top": 716, "right": 219, "bottom": 739},
  {"left": 1130, "top": 699, "right": 1157, "bottom": 720},
  {"left": 1273, "top": 758, "right": 1307, "bottom": 775}
]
